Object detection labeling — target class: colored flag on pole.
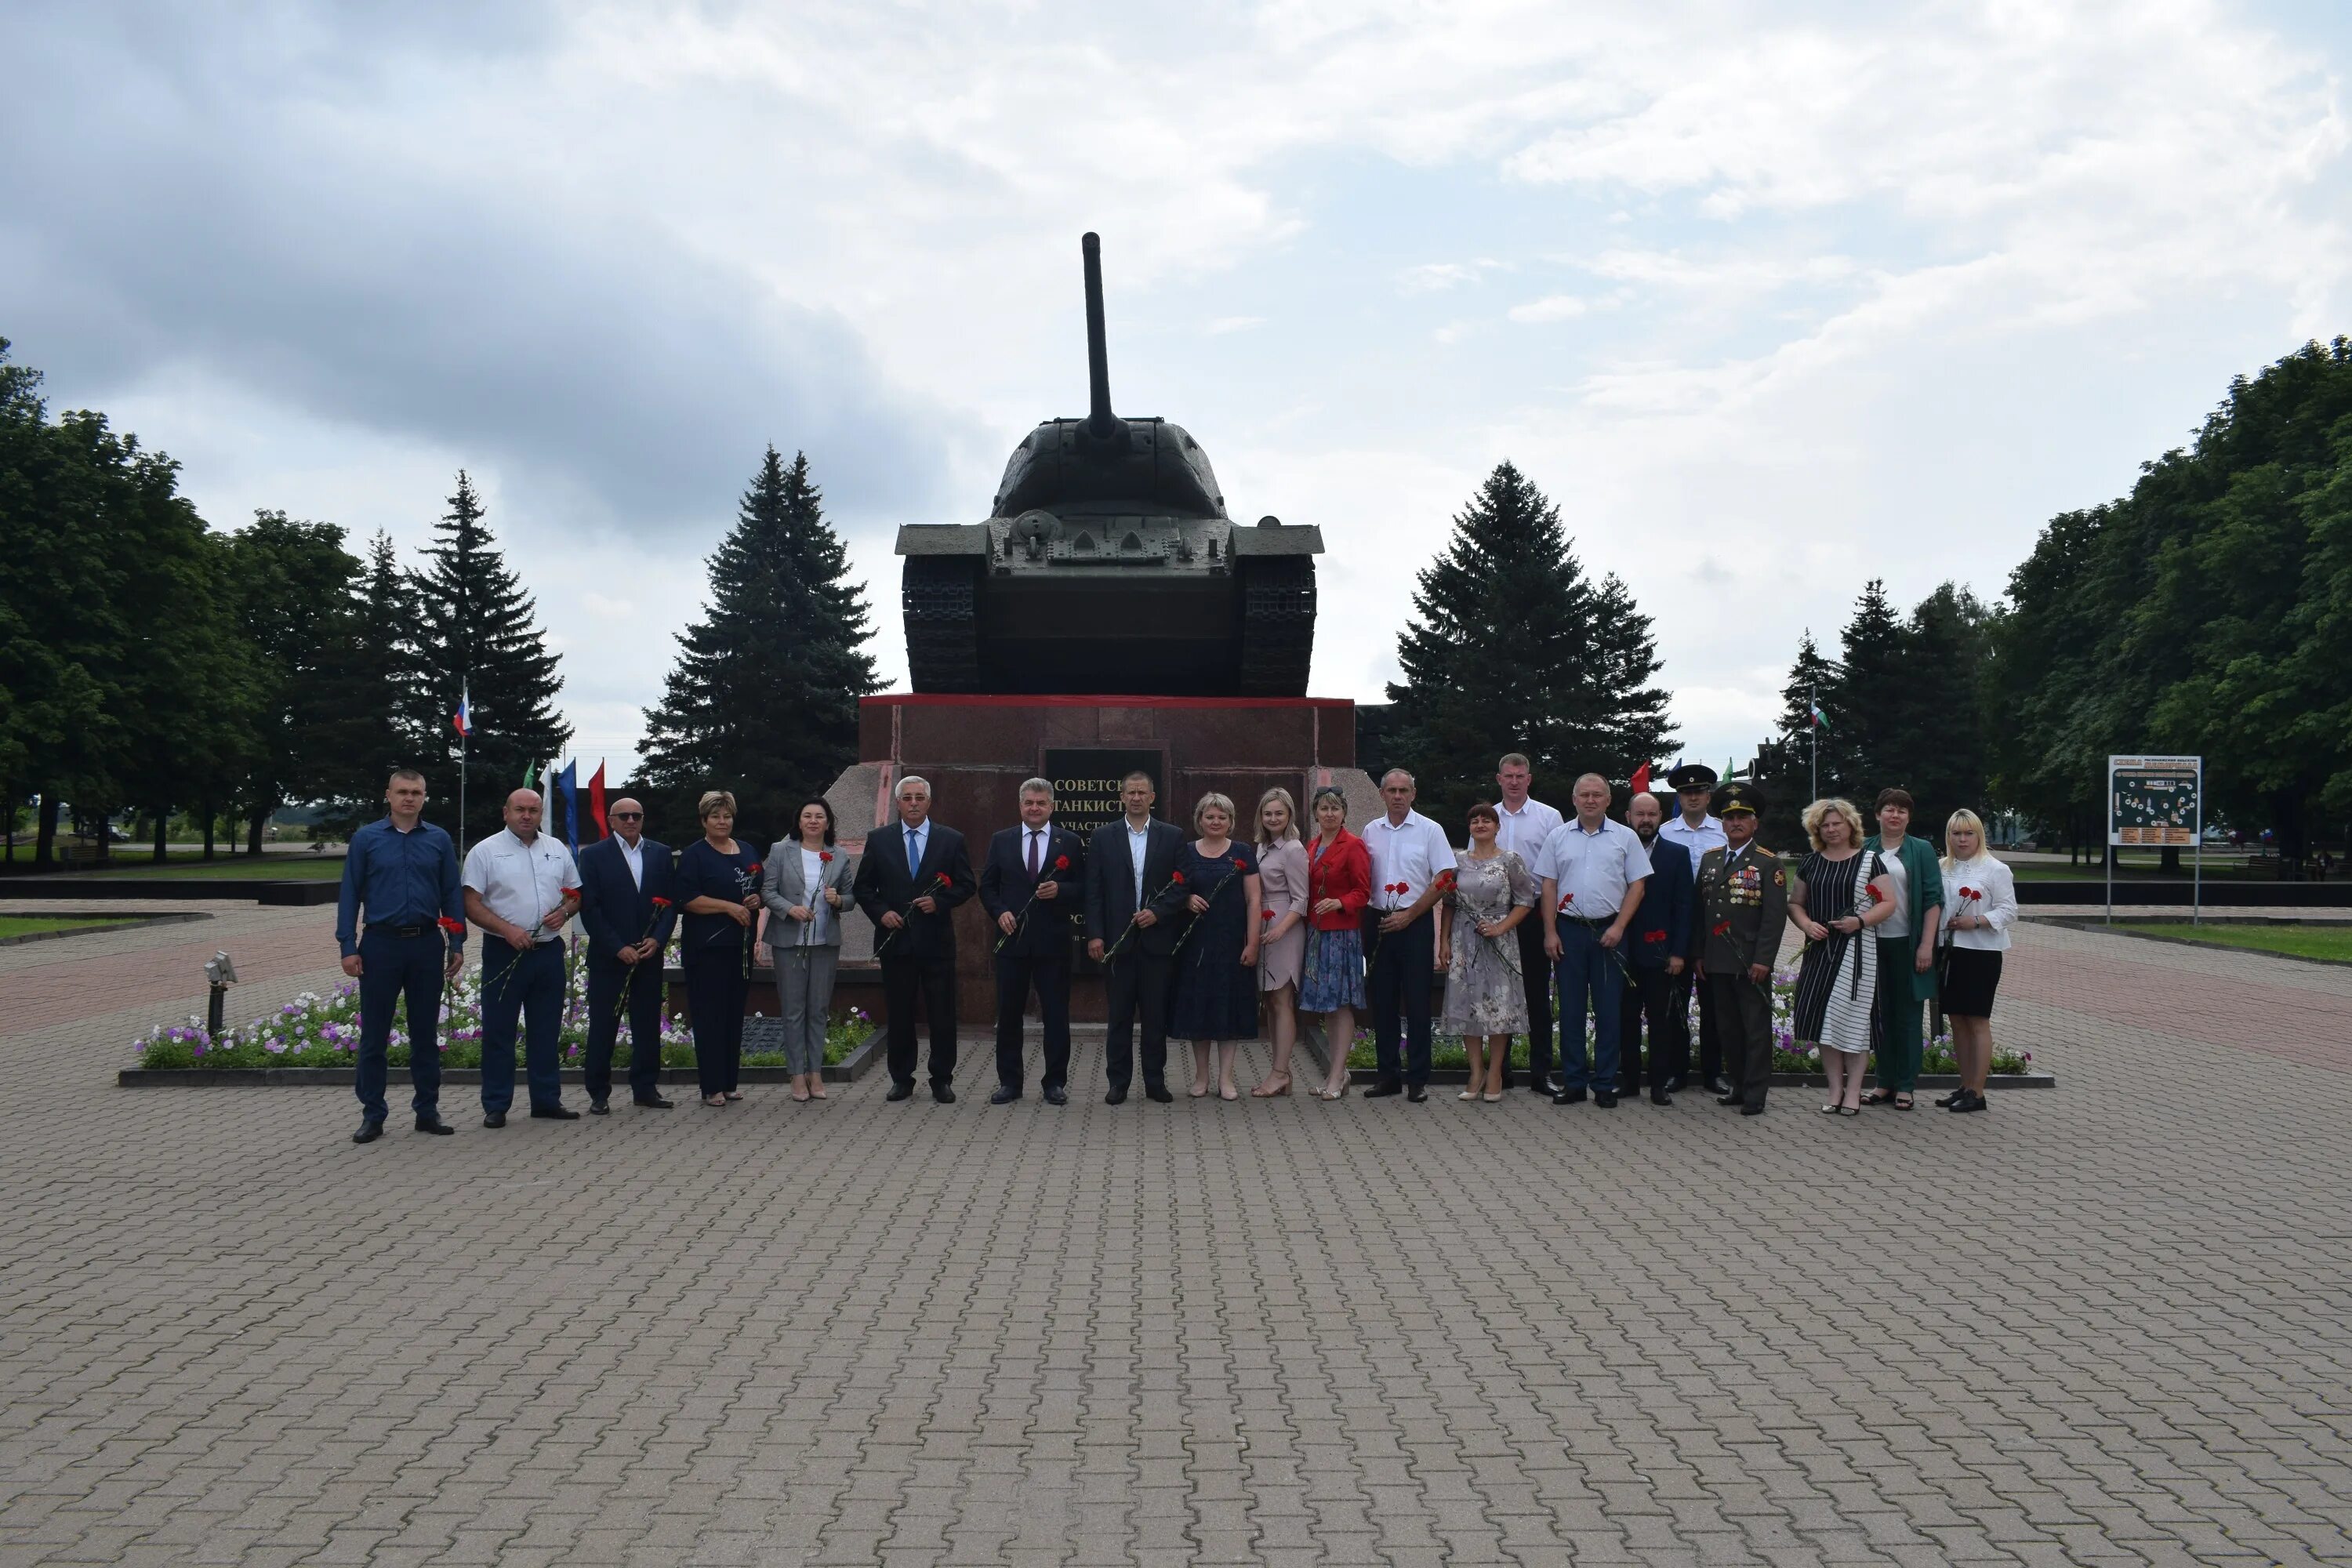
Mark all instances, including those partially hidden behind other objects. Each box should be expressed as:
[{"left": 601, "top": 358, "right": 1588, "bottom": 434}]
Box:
[
  {"left": 555, "top": 760, "right": 579, "bottom": 855},
  {"left": 1810, "top": 699, "right": 1829, "bottom": 730},
  {"left": 522, "top": 759, "right": 538, "bottom": 790},
  {"left": 588, "top": 761, "right": 608, "bottom": 839},
  {"left": 451, "top": 684, "right": 471, "bottom": 739},
  {"left": 1628, "top": 761, "right": 1653, "bottom": 795}
]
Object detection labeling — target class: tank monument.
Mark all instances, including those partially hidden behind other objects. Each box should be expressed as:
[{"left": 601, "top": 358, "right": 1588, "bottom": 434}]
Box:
[{"left": 824, "top": 232, "right": 1381, "bottom": 1021}]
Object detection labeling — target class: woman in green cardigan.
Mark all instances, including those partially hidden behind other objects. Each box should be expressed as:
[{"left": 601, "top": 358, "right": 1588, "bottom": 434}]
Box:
[{"left": 1863, "top": 787, "right": 1942, "bottom": 1109}]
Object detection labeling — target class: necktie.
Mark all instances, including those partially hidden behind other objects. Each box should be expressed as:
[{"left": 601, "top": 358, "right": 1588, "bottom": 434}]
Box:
[{"left": 1027, "top": 830, "right": 1041, "bottom": 878}]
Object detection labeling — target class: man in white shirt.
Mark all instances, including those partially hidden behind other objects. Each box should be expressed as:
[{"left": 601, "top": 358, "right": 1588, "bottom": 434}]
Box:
[
  {"left": 1657, "top": 763, "right": 1730, "bottom": 1094},
  {"left": 1360, "top": 769, "right": 1457, "bottom": 1102},
  {"left": 1534, "top": 774, "right": 1650, "bottom": 1109},
  {"left": 1493, "top": 753, "right": 1564, "bottom": 1094},
  {"left": 463, "top": 789, "right": 581, "bottom": 1126}
]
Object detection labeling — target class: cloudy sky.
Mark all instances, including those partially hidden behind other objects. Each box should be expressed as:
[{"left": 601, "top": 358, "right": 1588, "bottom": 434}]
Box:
[{"left": 5, "top": 2, "right": 2347, "bottom": 779}]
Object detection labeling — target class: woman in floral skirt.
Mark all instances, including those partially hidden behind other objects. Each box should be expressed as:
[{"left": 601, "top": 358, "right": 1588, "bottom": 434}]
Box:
[
  {"left": 1298, "top": 786, "right": 1370, "bottom": 1101},
  {"left": 1439, "top": 803, "right": 1537, "bottom": 1102}
]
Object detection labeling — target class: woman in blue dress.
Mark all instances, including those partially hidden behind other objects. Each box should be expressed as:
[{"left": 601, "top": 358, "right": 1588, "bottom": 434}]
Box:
[
  {"left": 675, "top": 789, "right": 763, "bottom": 1108},
  {"left": 1164, "top": 793, "right": 1263, "bottom": 1101}
]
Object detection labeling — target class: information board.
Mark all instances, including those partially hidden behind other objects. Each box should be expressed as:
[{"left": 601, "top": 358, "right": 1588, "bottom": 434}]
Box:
[{"left": 2108, "top": 755, "right": 2202, "bottom": 847}]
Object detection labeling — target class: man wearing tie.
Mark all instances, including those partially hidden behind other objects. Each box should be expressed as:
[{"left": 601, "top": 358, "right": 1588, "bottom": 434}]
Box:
[
  {"left": 980, "top": 779, "right": 1087, "bottom": 1105},
  {"left": 1084, "top": 771, "right": 1185, "bottom": 1105},
  {"left": 1359, "top": 769, "right": 1457, "bottom": 1103},
  {"left": 1617, "top": 790, "right": 1693, "bottom": 1106},
  {"left": 1491, "top": 753, "right": 1564, "bottom": 1094},
  {"left": 1535, "top": 773, "right": 1650, "bottom": 1109},
  {"left": 851, "top": 775, "right": 975, "bottom": 1103},
  {"left": 575, "top": 796, "right": 678, "bottom": 1114}
]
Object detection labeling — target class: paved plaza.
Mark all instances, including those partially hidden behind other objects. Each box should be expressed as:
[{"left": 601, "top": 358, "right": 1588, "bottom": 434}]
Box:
[{"left": 3, "top": 903, "right": 2350, "bottom": 1566}]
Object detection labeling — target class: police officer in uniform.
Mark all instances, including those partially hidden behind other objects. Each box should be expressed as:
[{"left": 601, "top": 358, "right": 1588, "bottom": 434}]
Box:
[
  {"left": 1657, "top": 762, "right": 1727, "bottom": 1093},
  {"left": 1690, "top": 782, "right": 1787, "bottom": 1116}
]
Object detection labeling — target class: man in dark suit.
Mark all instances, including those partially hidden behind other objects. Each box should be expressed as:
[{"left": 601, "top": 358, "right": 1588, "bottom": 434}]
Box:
[
  {"left": 575, "top": 795, "right": 680, "bottom": 1113},
  {"left": 851, "top": 774, "right": 976, "bottom": 1103},
  {"left": 979, "top": 778, "right": 1088, "bottom": 1105},
  {"left": 1617, "top": 789, "right": 1693, "bottom": 1106},
  {"left": 1083, "top": 770, "right": 1184, "bottom": 1105}
]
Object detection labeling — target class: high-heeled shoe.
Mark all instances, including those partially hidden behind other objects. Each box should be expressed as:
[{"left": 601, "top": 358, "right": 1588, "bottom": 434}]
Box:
[
  {"left": 1189, "top": 1084, "right": 1209, "bottom": 1098},
  {"left": 1316, "top": 1080, "right": 1349, "bottom": 1101},
  {"left": 1220, "top": 1085, "right": 1240, "bottom": 1102},
  {"left": 1481, "top": 1091, "right": 1502, "bottom": 1103},
  {"left": 1458, "top": 1088, "right": 1478, "bottom": 1101},
  {"left": 1251, "top": 1074, "right": 1292, "bottom": 1098}
]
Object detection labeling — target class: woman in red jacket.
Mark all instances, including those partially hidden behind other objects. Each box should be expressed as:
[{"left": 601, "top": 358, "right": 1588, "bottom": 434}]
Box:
[{"left": 1299, "top": 786, "right": 1370, "bottom": 1100}]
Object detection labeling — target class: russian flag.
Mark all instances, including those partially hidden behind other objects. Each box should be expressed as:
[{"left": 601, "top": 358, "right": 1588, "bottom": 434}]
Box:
[{"left": 451, "top": 686, "right": 471, "bottom": 739}]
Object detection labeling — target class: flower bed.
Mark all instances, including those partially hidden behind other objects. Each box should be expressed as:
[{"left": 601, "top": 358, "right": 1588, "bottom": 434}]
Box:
[
  {"left": 132, "top": 952, "right": 870, "bottom": 1073},
  {"left": 1341, "top": 966, "right": 2034, "bottom": 1076}
]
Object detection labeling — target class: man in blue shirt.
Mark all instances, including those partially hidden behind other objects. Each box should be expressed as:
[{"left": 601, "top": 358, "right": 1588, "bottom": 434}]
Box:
[{"left": 336, "top": 768, "right": 466, "bottom": 1143}]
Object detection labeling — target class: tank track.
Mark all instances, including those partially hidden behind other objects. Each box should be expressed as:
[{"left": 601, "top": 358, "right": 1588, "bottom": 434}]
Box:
[
  {"left": 1236, "top": 556, "right": 1316, "bottom": 695},
  {"left": 902, "top": 557, "right": 982, "bottom": 692}
]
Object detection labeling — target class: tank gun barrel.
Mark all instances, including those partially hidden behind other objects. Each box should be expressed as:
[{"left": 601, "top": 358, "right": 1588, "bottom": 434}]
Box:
[{"left": 1082, "top": 231, "right": 1116, "bottom": 437}]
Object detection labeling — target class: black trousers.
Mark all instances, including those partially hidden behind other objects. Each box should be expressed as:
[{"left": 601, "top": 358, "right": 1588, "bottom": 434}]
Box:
[
  {"left": 882, "top": 953, "right": 959, "bottom": 1087},
  {"left": 1617, "top": 964, "right": 1677, "bottom": 1091},
  {"left": 1367, "top": 910, "right": 1436, "bottom": 1086},
  {"left": 1706, "top": 970, "right": 1775, "bottom": 1109},
  {"left": 1672, "top": 966, "right": 1722, "bottom": 1083},
  {"left": 995, "top": 950, "right": 1071, "bottom": 1092},
  {"left": 1102, "top": 951, "right": 1171, "bottom": 1091},
  {"left": 585, "top": 953, "right": 665, "bottom": 1103},
  {"left": 684, "top": 956, "right": 747, "bottom": 1098},
  {"left": 1515, "top": 917, "right": 1554, "bottom": 1086}
]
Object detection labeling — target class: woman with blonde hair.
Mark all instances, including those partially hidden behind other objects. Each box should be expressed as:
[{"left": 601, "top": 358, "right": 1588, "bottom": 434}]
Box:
[
  {"left": 1165, "top": 793, "right": 1263, "bottom": 1100},
  {"left": 1936, "top": 809, "right": 2017, "bottom": 1114},
  {"left": 1786, "top": 797, "right": 1896, "bottom": 1115},
  {"left": 1299, "top": 786, "right": 1370, "bottom": 1100},
  {"left": 1250, "top": 787, "right": 1311, "bottom": 1097}
]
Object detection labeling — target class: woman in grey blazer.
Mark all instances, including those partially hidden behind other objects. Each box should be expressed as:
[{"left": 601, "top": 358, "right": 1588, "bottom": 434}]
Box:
[{"left": 760, "top": 797, "right": 854, "bottom": 1102}]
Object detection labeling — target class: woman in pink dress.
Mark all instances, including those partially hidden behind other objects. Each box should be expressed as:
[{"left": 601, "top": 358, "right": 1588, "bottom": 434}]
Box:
[{"left": 1250, "top": 787, "right": 1312, "bottom": 1097}]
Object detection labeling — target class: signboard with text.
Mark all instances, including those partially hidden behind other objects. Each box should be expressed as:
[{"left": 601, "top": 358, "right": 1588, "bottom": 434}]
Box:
[
  {"left": 1042, "top": 748, "right": 1166, "bottom": 840},
  {"left": 2108, "top": 754, "right": 2202, "bottom": 847}
]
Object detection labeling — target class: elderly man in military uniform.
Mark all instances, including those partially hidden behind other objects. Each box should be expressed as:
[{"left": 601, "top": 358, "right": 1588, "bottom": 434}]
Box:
[
  {"left": 1690, "top": 782, "right": 1787, "bottom": 1116},
  {"left": 1657, "top": 761, "right": 1728, "bottom": 1094}
]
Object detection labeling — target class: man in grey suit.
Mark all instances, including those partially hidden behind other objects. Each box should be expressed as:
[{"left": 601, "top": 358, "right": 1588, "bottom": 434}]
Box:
[{"left": 1083, "top": 771, "right": 1184, "bottom": 1105}]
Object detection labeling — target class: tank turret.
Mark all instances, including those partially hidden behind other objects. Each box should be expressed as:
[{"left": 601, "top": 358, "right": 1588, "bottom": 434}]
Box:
[{"left": 900, "top": 233, "right": 1320, "bottom": 695}]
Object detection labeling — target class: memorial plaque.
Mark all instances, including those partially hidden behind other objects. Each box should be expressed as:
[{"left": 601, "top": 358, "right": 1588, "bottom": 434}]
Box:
[{"left": 1044, "top": 748, "right": 1165, "bottom": 838}]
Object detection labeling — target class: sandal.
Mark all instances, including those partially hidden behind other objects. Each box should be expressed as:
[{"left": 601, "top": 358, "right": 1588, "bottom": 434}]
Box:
[
  {"left": 1838, "top": 1105, "right": 1860, "bottom": 1116},
  {"left": 1861, "top": 1088, "right": 1899, "bottom": 1106},
  {"left": 1316, "top": 1082, "right": 1349, "bottom": 1101},
  {"left": 1251, "top": 1074, "right": 1292, "bottom": 1098},
  {"left": 1893, "top": 1093, "right": 1914, "bottom": 1110}
]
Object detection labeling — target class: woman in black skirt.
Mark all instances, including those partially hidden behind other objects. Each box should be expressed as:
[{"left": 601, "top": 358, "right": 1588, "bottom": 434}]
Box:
[
  {"left": 676, "top": 789, "right": 763, "bottom": 1108},
  {"left": 1936, "top": 809, "right": 2016, "bottom": 1113},
  {"left": 1166, "top": 793, "right": 1263, "bottom": 1101}
]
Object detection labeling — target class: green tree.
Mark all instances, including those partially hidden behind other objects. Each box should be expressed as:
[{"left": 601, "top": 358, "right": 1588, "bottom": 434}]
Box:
[
  {"left": 1384, "top": 460, "right": 1677, "bottom": 824},
  {"left": 1822, "top": 579, "right": 1904, "bottom": 805},
  {"left": 224, "top": 511, "right": 372, "bottom": 849},
  {"left": 637, "top": 448, "right": 882, "bottom": 845},
  {"left": 1889, "top": 583, "right": 1994, "bottom": 841},
  {"left": 408, "top": 473, "right": 571, "bottom": 844}
]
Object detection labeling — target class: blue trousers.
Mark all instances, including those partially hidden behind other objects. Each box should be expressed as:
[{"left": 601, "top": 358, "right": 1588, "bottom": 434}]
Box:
[
  {"left": 1553, "top": 922, "right": 1622, "bottom": 1092},
  {"left": 584, "top": 952, "right": 666, "bottom": 1104},
  {"left": 355, "top": 927, "right": 446, "bottom": 1123},
  {"left": 481, "top": 940, "right": 567, "bottom": 1113}
]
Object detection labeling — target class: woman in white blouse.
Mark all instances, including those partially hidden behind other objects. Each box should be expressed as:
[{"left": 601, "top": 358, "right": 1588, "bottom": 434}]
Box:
[{"left": 1936, "top": 810, "right": 2016, "bottom": 1114}]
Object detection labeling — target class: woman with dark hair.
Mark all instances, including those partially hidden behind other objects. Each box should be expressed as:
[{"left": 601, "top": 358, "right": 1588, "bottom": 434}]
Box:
[
  {"left": 1439, "top": 802, "right": 1537, "bottom": 1102},
  {"left": 1862, "top": 787, "right": 1942, "bottom": 1110},
  {"left": 677, "top": 789, "right": 763, "bottom": 1108},
  {"left": 761, "top": 797, "right": 852, "bottom": 1103},
  {"left": 1299, "top": 786, "right": 1370, "bottom": 1101}
]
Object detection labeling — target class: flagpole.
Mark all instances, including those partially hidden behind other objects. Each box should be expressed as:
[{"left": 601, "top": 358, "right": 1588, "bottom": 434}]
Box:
[{"left": 1809, "top": 677, "right": 1818, "bottom": 801}]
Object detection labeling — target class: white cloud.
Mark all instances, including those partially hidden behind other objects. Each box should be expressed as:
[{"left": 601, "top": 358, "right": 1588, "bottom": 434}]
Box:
[
  {"left": 1508, "top": 294, "right": 1589, "bottom": 323},
  {"left": 1397, "top": 260, "right": 1503, "bottom": 293},
  {"left": 1207, "top": 316, "right": 1266, "bottom": 335}
]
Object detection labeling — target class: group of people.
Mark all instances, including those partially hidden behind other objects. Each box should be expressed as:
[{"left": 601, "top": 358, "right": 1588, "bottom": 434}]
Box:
[{"left": 331, "top": 754, "right": 2019, "bottom": 1142}]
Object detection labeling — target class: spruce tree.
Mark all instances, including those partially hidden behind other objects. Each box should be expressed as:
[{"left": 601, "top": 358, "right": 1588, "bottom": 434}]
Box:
[
  {"left": 1385, "top": 461, "right": 1675, "bottom": 824},
  {"left": 1892, "top": 583, "right": 1992, "bottom": 844},
  {"left": 1824, "top": 579, "right": 1905, "bottom": 808},
  {"left": 1777, "top": 630, "right": 1842, "bottom": 796},
  {"left": 408, "top": 473, "right": 570, "bottom": 843},
  {"left": 637, "top": 448, "right": 881, "bottom": 845}
]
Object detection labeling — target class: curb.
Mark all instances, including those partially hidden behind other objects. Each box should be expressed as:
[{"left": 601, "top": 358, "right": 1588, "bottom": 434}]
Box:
[
  {"left": 0, "top": 911, "right": 211, "bottom": 946},
  {"left": 119, "top": 1028, "right": 887, "bottom": 1088},
  {"left": 2052, "top": 919, "right": 2352, "bottom": 968}
]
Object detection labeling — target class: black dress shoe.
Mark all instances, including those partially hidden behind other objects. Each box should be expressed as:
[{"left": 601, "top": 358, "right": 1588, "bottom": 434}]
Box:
[
  {"left": 353, "top": 1120, "right": 385, "bottom": 1144},
  {"left": 484, "top": 1112, "right": 507, "bottom": 1128},
  {"left": 1650, "top": 1087, "right": 1672, "bottom": 1107},
  {"left": 589, "top": 1099, "right": 610, "bottom": 1116},
  {"left": 1545, "top": 1073, "right": 1566, "bottom": 1094},
  {"left": 1144, "top": 1083, "right": 1174, "bottom": 1103},
  {"left": 1706, "top": 1076, "right": 1734, "bottom": 1097},
  {"left": 1552, "top": 1087, "right": 1587, "bottom": 1105},
  {"left": 1716, "top": 1091, "right": 1744, "bottom": 1107},
  {"left": 989, "top": 1086, "right": 1022, "bottom": 1105},
  {"left": 634, "top": 1094, "right": 674, "bottom": 1109},
  {"left": 531, "top": 1105, "right": 582, "bottom": 1120},
  {"left": 414, "top": 1116, "right": 455, "bottom": 1136},
  {"left": 1663, "top": 1073, "right": 1689, "bottom": 1093},
  {"left": 886, "top": 1081, "right": 916, "bottom": 1102},
  {"left": 931, "top": 1084, "right": 956, "bottom": 1105},
  {"left": 1364, "top": 1080, "right": 1404, "bottom": 1098},
  {"left": 1950, "top": 1089, "right": 1989, "bottom": 1113},
  {"left": 1043, "top": 1084, "right": 1068, "bottom": 1105},
  {"left": 1406, "top": 1083, "right": 1428, "bottom": 1103},
  {"left": 1593, "top": 1089, "right": 1617, "bottom": 1109},
  {"left": 1105, "top": 1086, "right": 1129, "bottom": 1105},
  {"left": 1740, "top": 1102, "right": 1766, "bottom": 1116}
]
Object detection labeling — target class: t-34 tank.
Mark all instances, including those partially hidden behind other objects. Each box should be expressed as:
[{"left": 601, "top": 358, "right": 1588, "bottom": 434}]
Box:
[{"left": 898, "top": 233, "right": 1321, "bottom": 695}]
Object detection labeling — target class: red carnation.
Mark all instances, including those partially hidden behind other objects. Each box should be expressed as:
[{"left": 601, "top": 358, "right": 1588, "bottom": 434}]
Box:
[
  {"left": 650, "top": 896, "right": 672, "bottom": 909},
  {"left": 1232, "top": 855, "right": 1247, "bottom": 869},
  {"left": 819, "top": 851, "right": 834, "bottom": 863},
  {"left": 746, "top": 862, "right": 763, "bottom": 877},
  {"left": 1711, "top": 920, "right": 1731, "bottom": 936},
  {"left": 1262, "top": 908, "right": 1276, "bottom": 920},
  {"left": 1054, "top": 855, "right": 1070, "bottom": 870},
  {"left": 1171, "top": 871, "right": 1186, "bottom": 885},
  {"left": 561, "top": 886, "right": 581, "bottom": 898},
  {"left": 436, "top": 916, "right": 465, "bottom": 935}
]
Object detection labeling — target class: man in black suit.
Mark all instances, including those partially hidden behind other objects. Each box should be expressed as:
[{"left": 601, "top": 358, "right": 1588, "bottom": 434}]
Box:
[
  {"left": 979, "top": 778, "right": 1087, "bottom": 1105},
  {"left": 1083, "top": 770, "right": 1185, "bottom": 1105},
  {"left": 851, "top": 775, "right": 975, "bottom": 1102},
  {"left": 1617, "top": 789, "right": 1693, "bottom": 1106},
  {"left": 576, "top": 795, "right": 681, "bottom": 1113}
]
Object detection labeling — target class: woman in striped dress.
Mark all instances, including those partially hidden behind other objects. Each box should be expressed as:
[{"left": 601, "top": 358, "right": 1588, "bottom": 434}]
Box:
[{"left": 1785, "top": 797, "right": 1896, "bottom": 1115}]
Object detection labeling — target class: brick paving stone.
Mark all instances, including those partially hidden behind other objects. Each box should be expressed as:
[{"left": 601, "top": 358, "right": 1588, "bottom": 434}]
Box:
[{"left": 1, "top": 911, "right": 2350, "bottom": 1563}]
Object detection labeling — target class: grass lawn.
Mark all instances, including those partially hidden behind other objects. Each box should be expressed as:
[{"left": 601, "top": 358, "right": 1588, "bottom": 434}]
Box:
[
  {"left": 2133, "top": 923, "right": 2352, "bottom": 963},
  {"left": 2007, "top": 859, "right": 2273, "bottom": 881},
  {"left": 74, "top": 855, "right": 345, "bottom": 881},
  {"left": 0, "top": 914, "right": 140, "bottom": 939}
]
